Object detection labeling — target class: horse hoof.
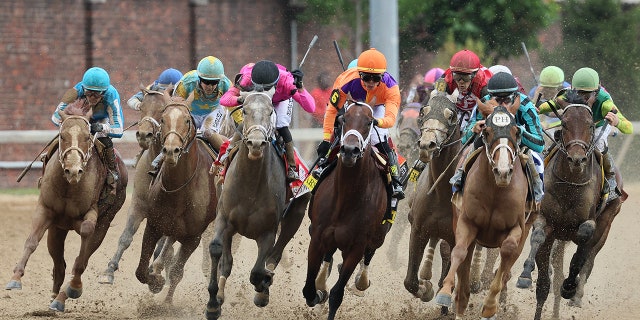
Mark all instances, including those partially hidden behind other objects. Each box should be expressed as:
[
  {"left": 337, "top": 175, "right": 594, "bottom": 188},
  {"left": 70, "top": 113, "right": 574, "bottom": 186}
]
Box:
[
  {"left": 561, "top": 280, "right": 577, "bottom": 299},
  {"left": 65, "top": 284, "right": 83, "bottom": 299},
  {"left": 49, "top": 299, "right": 65, "bottom": 312},
  {"left": 568, "top": 297, "right": 583, "bottom": 308},
  {"left": 317, "top": 290, "right": 328, "bottom": 304},
  {"left": 5, "top": 280, "right": 22, "bottom": 290},
  {"left": 98, "top": 273, "right": 114, "bottom": 285},
  {"left": 470, "top": 280, "right": 482, "bottom": 293},
  {"left": 205, "top": 306, "right": 221, "bottom": 320},
  {"left": 481, "top": 315, "right": 497, "bottom": 320},
  {"left": 253, "top": 289, "right": 269, "bottom": 307},
  {"left": 348, "top": 284, "right": 366, "bottom": 297},
  {"left": 434, "top": 292, "right": 452, "bottom": 308},
  {"left": 148, "top": 275, "right": 165, "bottom": 294},
  {"left": 417, "top": 281, "right": 434, "bottom": 302},
  {"left": 516, "top": 276, "right": 533, "bottom": 289},
  {"left": 440, "top": 306, "right": 449, "bottom": 316}
]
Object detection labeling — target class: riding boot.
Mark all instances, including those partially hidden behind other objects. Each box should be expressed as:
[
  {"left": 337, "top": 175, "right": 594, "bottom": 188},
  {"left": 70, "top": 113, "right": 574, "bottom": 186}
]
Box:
[
  {"left": 102, "top": 145, "right": 119, "bottom": 196},
  {"left": 449, "top": 144, "right": 474, "bottom": 193},
  {"left": 148, "top": 153, "right": 163, "bottom": 178},
  {"left": 376, "top": 141, "right": 405, "bottom": 200},
  {"left": 602, "top": 151, "right": 619, "bottom": 199},
  {"left": 284, "top": 141, "right": 299, "bottom": 182},
  {"left": 527, "top": 156, "right": 544, "bottom": 204}
]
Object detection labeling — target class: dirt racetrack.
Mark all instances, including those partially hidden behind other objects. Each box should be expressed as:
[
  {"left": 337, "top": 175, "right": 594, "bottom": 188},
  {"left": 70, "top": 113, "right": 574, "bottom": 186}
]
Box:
[{"left": 1, "top": 184, "right": 639, "bottom": 320}]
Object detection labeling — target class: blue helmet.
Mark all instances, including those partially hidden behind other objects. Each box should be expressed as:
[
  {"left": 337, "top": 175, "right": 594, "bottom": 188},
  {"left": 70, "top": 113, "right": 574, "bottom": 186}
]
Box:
[
  {"left": 197, "top": 56, "right": 225, "bottom": 80},
  {"left": 82, "top": 67, "right": 110, "bottom": 92},
  {"left": 347, "top": 59, "right": 358, "bottom": 69},
  {"left": 157, "top": 68, "right": 183, "bottom": 85}
]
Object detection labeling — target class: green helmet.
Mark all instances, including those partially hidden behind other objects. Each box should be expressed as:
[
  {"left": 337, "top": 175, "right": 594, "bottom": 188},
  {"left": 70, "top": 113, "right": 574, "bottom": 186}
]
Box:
[
  {"left": 197, "top": 56, "right": 225, "bottom": 80},
  {"left": 82, "top": 67, "right": 110, "bottom": 92},
  {"left": 539, "top": 66, "right": 564, "bottom": 88},
  {"left": 572, "top": 67, "right": 599, "bottom": 91}
]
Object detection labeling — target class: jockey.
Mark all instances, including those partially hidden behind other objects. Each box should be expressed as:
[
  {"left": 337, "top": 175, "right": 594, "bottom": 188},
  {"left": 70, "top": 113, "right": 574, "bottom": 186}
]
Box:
[
  {"left": 538, "top": 67, "right": 633, "bottom": 198},
  {"left": 530, "top": 65, "right": 570, "bottom": 107},
  {"left": 488, "top": 64, "right": 527, "bottom": 95},
  {"left": 148, "top": 56, "right": 232, "bottom": 177},
  {"left": 316, "top": 48, "right": 405, "bottom": 200},
  {"left": 51, "top": 66, "right": 124, "bottom": 195},
  {"left": 127, "top": 68, "right": 183, "bottom": 110},
  {"left": 220, "top": 60, "right": 315, "bottom": 182},
  {"left": 450, "top": 72, "right": 545, "bottom": 203}
]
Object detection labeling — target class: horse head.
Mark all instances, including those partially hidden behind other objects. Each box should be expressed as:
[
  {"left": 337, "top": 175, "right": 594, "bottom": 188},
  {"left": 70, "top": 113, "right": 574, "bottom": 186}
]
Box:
[
  {"left": 417, "top": 94, "right": 458, "bottom": 162},
  {"left": 557, "top": 90, "right": 595, "bottom": 173},
  {"left": 396, "top": 102, "right": 421, "bottom": 164},
  {"left": 482, "top": 105, "right": 520, "bottom": 187},
  {"left": 159, "top": 93, "right": 196, "bottom": 166},
  {"left": 240, "top": 88, "right": 276, "bottom": 160},
  {"left": 340, "top": 101, "right": 374, "bottom": 167},
  {"left": 58, "top": 100, "right": 95, "bottom": 184},
  {"left": 136, "top": 85, "right": 171, "bottom": 149}
]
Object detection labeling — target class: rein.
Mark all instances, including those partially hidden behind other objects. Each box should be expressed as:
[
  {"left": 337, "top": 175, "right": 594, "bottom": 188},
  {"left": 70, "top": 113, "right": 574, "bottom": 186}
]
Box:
[
  {"left": 241, "top": 91, "right": 275, "bottom": 143},
  {"left": 161, "top": 102, "right": 196, "bottom": 156},
  {"left": 58, "top": 116, "right": 95, "bottom": 168}
]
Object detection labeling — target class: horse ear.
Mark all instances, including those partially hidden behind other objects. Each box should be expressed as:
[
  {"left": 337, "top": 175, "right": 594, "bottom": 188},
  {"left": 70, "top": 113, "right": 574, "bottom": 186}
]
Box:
[{"left": 164, "top": 84, "right": 174, "bottom": 96}]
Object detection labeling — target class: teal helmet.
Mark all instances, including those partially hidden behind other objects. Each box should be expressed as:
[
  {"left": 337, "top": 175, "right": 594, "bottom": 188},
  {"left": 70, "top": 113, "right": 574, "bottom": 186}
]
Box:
[
  {"left": 572, "top": 67, "right": 599, "bottom": 91},
  {"left": 197, "top": 56, "right": 225, "bottom": 80},
  {"left": 539, "top": 66, "right": 565, "bottom": 88},
  {"left": 82, "top": 67, "right": 110, "bottom": 92},
  {"left": 157, "top": 68, "right": 183, "bottom": 85},
  {"left": 347, "top": 59, "right": 358, "bottom": 69}
]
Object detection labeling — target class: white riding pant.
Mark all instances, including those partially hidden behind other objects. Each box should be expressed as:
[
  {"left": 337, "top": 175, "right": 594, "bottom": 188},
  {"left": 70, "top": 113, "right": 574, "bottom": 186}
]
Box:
[
  {"left": 194, "top": 108, "right": 226, "bottom": 134},
  {"left": 369, "top": 104, "right": 388, "bottom": 145},
  {"left": 274, "top": 98, "right": 293, "bottom": 129}
]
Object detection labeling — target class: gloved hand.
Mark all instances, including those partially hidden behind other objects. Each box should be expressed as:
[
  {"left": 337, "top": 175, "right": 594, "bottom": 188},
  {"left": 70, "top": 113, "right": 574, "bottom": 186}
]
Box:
[
  {"left": 373, "top": 119, "right": 379, "bottom": 127},
  {"left": 90, "top": 123, "right": 104, "bottom": 134},
  {"left": 291, "top": 69, "right": 304, "bottom": 89},
  {"left": 237, "top": 95, "right": 245, "bottom": 105},
  {"left": 316, "top": 140, "right": 331, "bottom": 158}
]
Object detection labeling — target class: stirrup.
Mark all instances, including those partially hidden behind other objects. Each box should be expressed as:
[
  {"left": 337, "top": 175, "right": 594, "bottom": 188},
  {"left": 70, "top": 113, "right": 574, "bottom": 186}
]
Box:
[{"left": 392, "top": 183, "right": 405, "bottom": 200}]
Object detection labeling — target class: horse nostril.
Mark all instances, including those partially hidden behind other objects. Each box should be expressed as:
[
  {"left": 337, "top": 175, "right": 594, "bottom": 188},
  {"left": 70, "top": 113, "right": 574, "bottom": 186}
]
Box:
[
  {"left": 428, "top": 141, "right": 436, "bottom": 150},
  {"left": 173, "top": 147, "right": 181, "bottom": 154},
  {"left": 78, "top": 169, "right": 83, "bottom": 175},
  {"left": 136, "top": 131, "right": 141, "bottom": 138},
  {"left": 145, "top": 132, "right": 153, "bottom": 139},
  {"left": 64, "top": 169, "right": 70, "bottom": 175}
]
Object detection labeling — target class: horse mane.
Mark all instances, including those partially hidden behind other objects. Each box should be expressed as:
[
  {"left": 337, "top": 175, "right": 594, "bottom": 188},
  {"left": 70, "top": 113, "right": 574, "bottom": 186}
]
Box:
[
  {"left": 64, "top": 99, "right": 91, "bottom": 117},
  {"left": 564, "top": 89, "right": 587, "bottom": 104}
]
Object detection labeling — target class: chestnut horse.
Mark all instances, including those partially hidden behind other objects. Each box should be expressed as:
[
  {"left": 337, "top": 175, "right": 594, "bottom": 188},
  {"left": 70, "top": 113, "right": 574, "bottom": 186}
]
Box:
[
  {"left": 302, "top": 101, "right": 390, "bottom": 320},
  {"left": 206, "top": 89, "right": 310, "bottom": 319},
  {"left": 404, "top": 94, "right": 459, "bottom": 302},
  {"left": 528, "top": 91, "right": 624, "bottom": 320},
  {"left": 5, "top": 101, "right": 128, "bottom": 311},
  {"left": 100, "top": 86, "right": 172, "bottom": 284},
  {"left": 435, "top": 105, "right": 528, "bottom": 319},
  {"left": 134, "top": 94, "right": 217, "bottom": 303}
]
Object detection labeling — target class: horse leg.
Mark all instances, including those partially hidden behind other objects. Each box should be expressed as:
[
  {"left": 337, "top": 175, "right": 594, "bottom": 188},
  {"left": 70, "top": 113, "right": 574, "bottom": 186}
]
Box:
[
  {"left": 469, "top": 243, "right": 485, "bottom": 293},
  {"left": 303, "top": 237, "right": 330, "bottom": 307},
  {"left": 453, "top": 245, "right": 474, "bottom": 318},
  {"left": 201, "top": 221, "right": 215, "bottom": 278},
  {"left": 51, "top": 216, "right": 112, "bottom": 311},
  {"left": 403, "top": 212, "right": 434, "bottom": 302},
  {"left": 551, "top": 240, "right": 567, "bottom": 319},
  {"left": 46, "top": 228, "right": 68, "bottom": 311},
  {"left": 352, "top": 248, "right": 378, "bottom": 294},
  {"left": 150, "top": 237, "right": 175, "bottom": 281},
  {"left": 534, "top": 228, "right": 556, "bottom": 320},
  {"left": 561, "top": 219, "right": 596, "bottom": 299},
  {"left": 517, "top": 215, "right": 546, "bottom": 289},
  {"left": 6, "top": 206, "right": 53, "bottom": 290},
  {"left": 251, "top": 232, "right": 276, "bottom": 307},
  {"left": 100, "top": 207, "right": 146, "bottom": 284},
  {"left": 206, "top": 214, "right": 232, "bottom": 320},
  {"left": 327, "top": 248, "right": 364, "bottom": 320},
  {"left": 135, "top": 225, "right": 164, "bottom": 293},
  {"left": 163, "top": 237, "right": 199, "bottom": 304},
  {"left": 481, "top": 225, "right": 523, "bottom": 319},
  {"left": 266, "top": 194, "right": 308, "bottom": 270},
  {"left": 437, "top": 240, "right": 451, "bottom": 289},
  {"left": 481, "top": 248, "right": 500, "bottom": 291}
]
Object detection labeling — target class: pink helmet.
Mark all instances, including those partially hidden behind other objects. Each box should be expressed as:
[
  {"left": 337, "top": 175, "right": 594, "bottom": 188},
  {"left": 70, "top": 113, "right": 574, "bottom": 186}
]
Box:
[{"left": 424, "top": 68, "right": 445, "bottom": 84}]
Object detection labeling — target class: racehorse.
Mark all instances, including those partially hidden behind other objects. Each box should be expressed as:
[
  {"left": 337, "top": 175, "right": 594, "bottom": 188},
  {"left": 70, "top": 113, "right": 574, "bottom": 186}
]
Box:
[
  {"left": 434, "top": 104, "right": 528, "bottom": 319},
  {"left": 395, "top": 102, "right": 422, "bottom": 166},
  {"left": 100, "top": 86, "right": 172, "bottom": 284},
  {"left": 134, "top": 93, "right": 217, "bottom": 303},
  {"left": 403, "top": 94, "right": 459, "bottom": 302},
  {"left": 5, "top": 101, "right": 128, "bottom": 311},
  {"left": 527, "top": 90, "right": 624, "bottom": 320},
  {"left": 206, "top": 88, "right": 310, "bottom": 319},
  {"left": 302, "top": 101, "right": 390, "bottom": 320}
]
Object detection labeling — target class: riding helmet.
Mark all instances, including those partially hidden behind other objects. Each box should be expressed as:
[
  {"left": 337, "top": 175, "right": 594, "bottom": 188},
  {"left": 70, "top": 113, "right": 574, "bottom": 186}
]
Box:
[
  {"left": 539, "top": 66, "right": 565, "bottom": 88},
  {"left": 357, "top": 48, "right": 387, "bottom": 74},
  {"left": 82, "top": 67, "right": 110, "bottom": 92},
  {"left": 197, "top": 56, "right": 225, "bottom": 80},
  {"left": 449, "top": 49, "right": 480, "bottom": 74},
  {"left": 487, "top": 72, "right": 519, "bottom": 97},
  {"left": 157, "top": 68, "right": 183, "bottom": 85},
  {"left": 572, "top": 67, "right": 599, "bottom": 91},
  {"left": 251, "top": 60, "right": 280, "bottom": 89}
]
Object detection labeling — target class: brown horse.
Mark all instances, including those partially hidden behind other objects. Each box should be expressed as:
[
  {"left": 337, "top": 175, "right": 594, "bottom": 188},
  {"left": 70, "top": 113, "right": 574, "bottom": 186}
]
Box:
[
  {"left": 396, "top": 102, "right": 422, "bottom": 165},
  {"left": 529, "top": 91, "right": 624, "bottom": 320},
  {"left": 206, "top": 89, "right": 310, "bottom": 320},
  {"left": 302, "top": 101, "right": 390, "bottom": 320},
  {"left": 5, "top": 101, "right": 128, "bottom": 311},
  {"left": 404, "top": 94, "right": 459, "bottom": 302},
  {"left": 134, "top": 94, "right": 217, "bottom": 303},
  {"left": 100, "top": 86, "right": 172, "bottom": 284},
  {"left": 435, "top": 105, "right": 528, "bottom": 319}
]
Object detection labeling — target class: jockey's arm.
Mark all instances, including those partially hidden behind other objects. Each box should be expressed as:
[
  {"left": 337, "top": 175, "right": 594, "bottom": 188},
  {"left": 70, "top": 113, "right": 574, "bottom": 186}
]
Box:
[
  {"left": 461, "top": 109, "right": 483, "bottom": 145},
  {"left": 323, "top": 89, "right": 346, "bottom": 141},
  {"left": 291, "top": 88, "right": 316, "bottom": 113},
  {"left": 602, "top": 99, "right": 633, "bottom": 134},
  {"left": 373, "top": 86, "right": 401, "bottom": 128},
  {"left": 517, "top": 103, "right": 545, "bottom": 153}
]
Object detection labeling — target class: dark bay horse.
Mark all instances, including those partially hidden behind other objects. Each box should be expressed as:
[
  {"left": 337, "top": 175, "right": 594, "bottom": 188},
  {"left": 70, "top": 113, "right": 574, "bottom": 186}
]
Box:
[
  {"left": 302, "top": 101, "right": 390, "bottom": 320},
  {"left": 100, "top": 86, "right": 172, "bottom": 284},
  {"left": 435, "top": 105, "right": 528, "bottom": 319},
  {"left": 5, "top": 102, "right": 128, "bottom": 311},
  {"left": 528, "top": 91, "right": 624, "bottom": 320},
  {"left": 134, "top": 94, "right": 217, "bottom": 303},
  {"left": 404, "top": 94, "right": 459, "bottom": 302},
  {"left": 396, "top": 102, "right": 422, "bottom": 165},
  {"left": 206, "top": 89, "right": 310, "bottom": 320}
]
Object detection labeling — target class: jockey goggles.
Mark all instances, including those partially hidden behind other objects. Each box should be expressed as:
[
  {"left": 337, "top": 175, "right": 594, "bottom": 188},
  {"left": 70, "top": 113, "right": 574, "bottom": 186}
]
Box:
[
  {"left": 199, "top": 77, "right": 220, "bottom": 86},
  {"left": 452, "top": 72, "right": 475, "bottom": 83},
  {"left": 359, "top": 72, "right": 382, "bottom": 83},
  {"left": 492, "top": 92, "right": 517, "bottom": 104},
  {"left": 84, "top": 88, "right": 105, "bottom": 98}
]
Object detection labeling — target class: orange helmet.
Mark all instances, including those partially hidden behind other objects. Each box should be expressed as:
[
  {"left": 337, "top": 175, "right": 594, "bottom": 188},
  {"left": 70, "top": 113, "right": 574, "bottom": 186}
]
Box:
[
  {"left": 357, "top": 48, "right": 387, "bottom": 74},
  {"left": 450, "top": 49, "right": 481, "bottom": 73}
]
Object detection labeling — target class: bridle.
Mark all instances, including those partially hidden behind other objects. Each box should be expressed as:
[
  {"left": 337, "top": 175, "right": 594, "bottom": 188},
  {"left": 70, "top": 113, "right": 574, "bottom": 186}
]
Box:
[
  {"left": 138, "top": 90, "right": 165, "bottom": 143},
  {"left": 558, "top": 103, "right": 596, "bottom": 158},
  {"left": 340, "top": 102, "right": 374, "bottom": 159},
  {"left": 482, "top": 108, "right": 519, "bottom": 170},
  {"left": 418, "top": 103, "right": 460, "bottom": 157},
  {"left": 241, "top": 91, "right": 275, "bottom": 144},
  {"left": 161, "top": 102, "right": 196, "bottom": 159},
  {"left": 58, "top": 115, "right": 95, "bottom": 168}
]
